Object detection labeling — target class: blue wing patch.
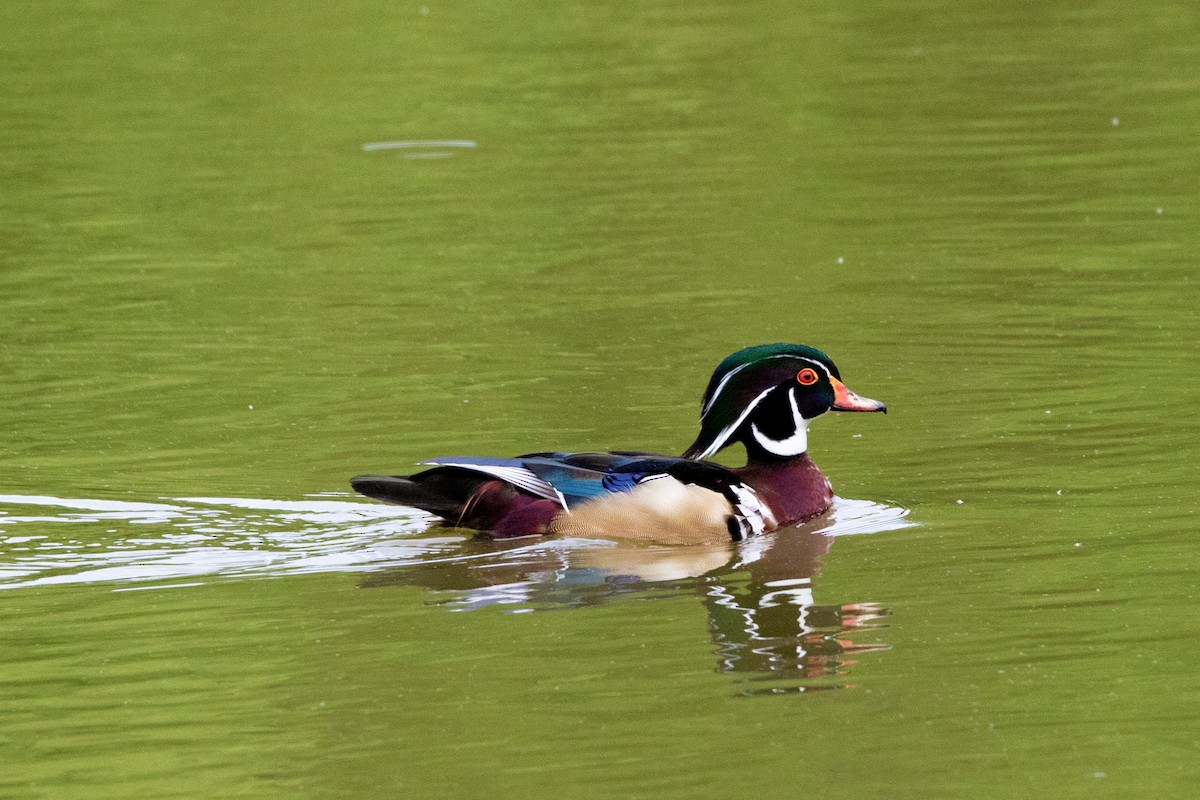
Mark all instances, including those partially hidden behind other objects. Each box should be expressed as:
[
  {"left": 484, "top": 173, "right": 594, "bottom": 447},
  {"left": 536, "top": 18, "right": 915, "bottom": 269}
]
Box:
[
  {"left": 522, "top": 455, "right": 672, "bottom": 507},
  {"left": 601, "top": 471, "right": 653, "bottom": 494}
]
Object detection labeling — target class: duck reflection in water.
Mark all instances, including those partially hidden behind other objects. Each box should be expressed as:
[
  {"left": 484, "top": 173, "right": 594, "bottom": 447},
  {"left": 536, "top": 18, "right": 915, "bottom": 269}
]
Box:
[{"left": 359, "top": 499, "right": 905, "bottom": 693}]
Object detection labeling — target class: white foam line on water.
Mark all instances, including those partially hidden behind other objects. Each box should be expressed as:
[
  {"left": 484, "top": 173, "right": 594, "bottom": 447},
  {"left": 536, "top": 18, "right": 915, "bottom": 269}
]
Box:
[
  {"left": 0, "top": 495, "right": 184, "bottom": 513},
  {"left": 361, "top": 140, "right": 476, "bottom": 151},
  {"left": 0, "top": 493, "right": 455, "bottom": 589},
  {"left": 0, "top": 492, "right": 915, "bottom": 592},
  {"left": 822, "top": 497, "right": 916, "bottom": 537},
  {"left": 112, "top": 582, "right": 207, "bottom": 592},
  {"left": 174, "top": 497, "right": 435, "bottom": 527}
]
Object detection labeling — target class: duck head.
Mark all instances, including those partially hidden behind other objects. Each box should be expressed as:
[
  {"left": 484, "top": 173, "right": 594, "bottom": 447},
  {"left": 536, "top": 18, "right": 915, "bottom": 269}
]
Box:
[{"left": 682, "top": 343, "right": 886, "bottom": 461}]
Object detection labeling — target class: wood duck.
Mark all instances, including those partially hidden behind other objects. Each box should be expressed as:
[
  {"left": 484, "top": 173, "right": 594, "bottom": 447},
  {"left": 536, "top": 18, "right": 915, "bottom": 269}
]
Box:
[{"left": 351, "top": 343, "right": 886, "bottom": 545}]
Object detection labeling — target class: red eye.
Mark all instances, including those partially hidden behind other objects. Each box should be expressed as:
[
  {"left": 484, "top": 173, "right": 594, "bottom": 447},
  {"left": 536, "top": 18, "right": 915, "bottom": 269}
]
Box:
[{"left": 797, "top": 368, "right": 819, "bottom": 386}]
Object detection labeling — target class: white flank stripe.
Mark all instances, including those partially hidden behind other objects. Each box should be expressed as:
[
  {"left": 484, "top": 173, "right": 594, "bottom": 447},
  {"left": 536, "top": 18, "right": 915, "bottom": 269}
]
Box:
[{"left": 729, "top": 484, "right": 775, "bottom": 535}]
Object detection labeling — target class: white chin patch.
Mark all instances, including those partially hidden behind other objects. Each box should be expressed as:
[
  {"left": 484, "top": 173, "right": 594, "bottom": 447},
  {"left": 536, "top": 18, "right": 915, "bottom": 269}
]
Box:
[{"left": 750, "top": 388, "right": 809, "bottom": 457}]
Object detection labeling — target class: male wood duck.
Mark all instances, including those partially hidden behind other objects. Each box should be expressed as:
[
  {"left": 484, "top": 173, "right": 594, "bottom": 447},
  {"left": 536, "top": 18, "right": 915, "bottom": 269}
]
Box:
[{"left": 351, "top": 343, "right": 885, "bottom": 545}]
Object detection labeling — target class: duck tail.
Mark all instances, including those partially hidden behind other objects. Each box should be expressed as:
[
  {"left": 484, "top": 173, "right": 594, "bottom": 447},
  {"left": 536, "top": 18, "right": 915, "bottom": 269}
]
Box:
[{"left": 350, "top": 474, "right": 464, "bottom": 519}]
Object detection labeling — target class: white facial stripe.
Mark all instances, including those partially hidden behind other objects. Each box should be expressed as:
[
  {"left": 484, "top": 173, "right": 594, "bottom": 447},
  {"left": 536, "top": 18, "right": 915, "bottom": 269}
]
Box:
[
  {"left": 697, "top": 385, "right": 775, "bottom": 459},
  {"left": 701, "top": 362, "right": 749, "bottom": 417},
  {"left": 701, "top": 354, "right": 832, "bottom": 422},
  {"left": 790, "top": 356, "right": 833, "bottom": 381},
  {"left": 750, "top": 387, "right": 809, "bottom": 456}
]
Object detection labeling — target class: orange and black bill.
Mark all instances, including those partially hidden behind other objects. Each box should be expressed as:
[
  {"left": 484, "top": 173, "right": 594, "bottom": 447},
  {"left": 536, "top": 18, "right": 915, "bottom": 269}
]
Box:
[{"left": 831, "top": 377, "right": 887, "bottom": 413}]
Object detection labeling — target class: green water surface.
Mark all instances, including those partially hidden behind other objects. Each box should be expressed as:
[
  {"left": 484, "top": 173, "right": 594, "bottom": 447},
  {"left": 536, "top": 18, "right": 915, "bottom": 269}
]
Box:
[{"left": 2, "top": 1, "right": 1198, "bottom": 798}]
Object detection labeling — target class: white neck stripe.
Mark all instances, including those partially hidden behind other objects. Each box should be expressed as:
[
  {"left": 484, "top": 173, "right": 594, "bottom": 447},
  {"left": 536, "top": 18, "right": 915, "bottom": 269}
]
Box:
[{"left": 750, "top": 387, "right": 809, "bottom": 456}]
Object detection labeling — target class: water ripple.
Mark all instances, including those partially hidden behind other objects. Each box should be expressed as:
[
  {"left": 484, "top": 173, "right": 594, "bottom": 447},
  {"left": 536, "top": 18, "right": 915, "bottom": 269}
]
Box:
[
  {"left": 0, "top": 493, "right": 913, "bottom": 690},
  {"left": 0, "top": 494, "right": 912, "bottom": 593}
]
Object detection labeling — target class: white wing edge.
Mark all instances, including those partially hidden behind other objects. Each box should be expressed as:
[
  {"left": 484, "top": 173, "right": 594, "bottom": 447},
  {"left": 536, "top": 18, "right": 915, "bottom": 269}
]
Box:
[{"left": 419, "top": 461, "right": 568, "bottom": 510}]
